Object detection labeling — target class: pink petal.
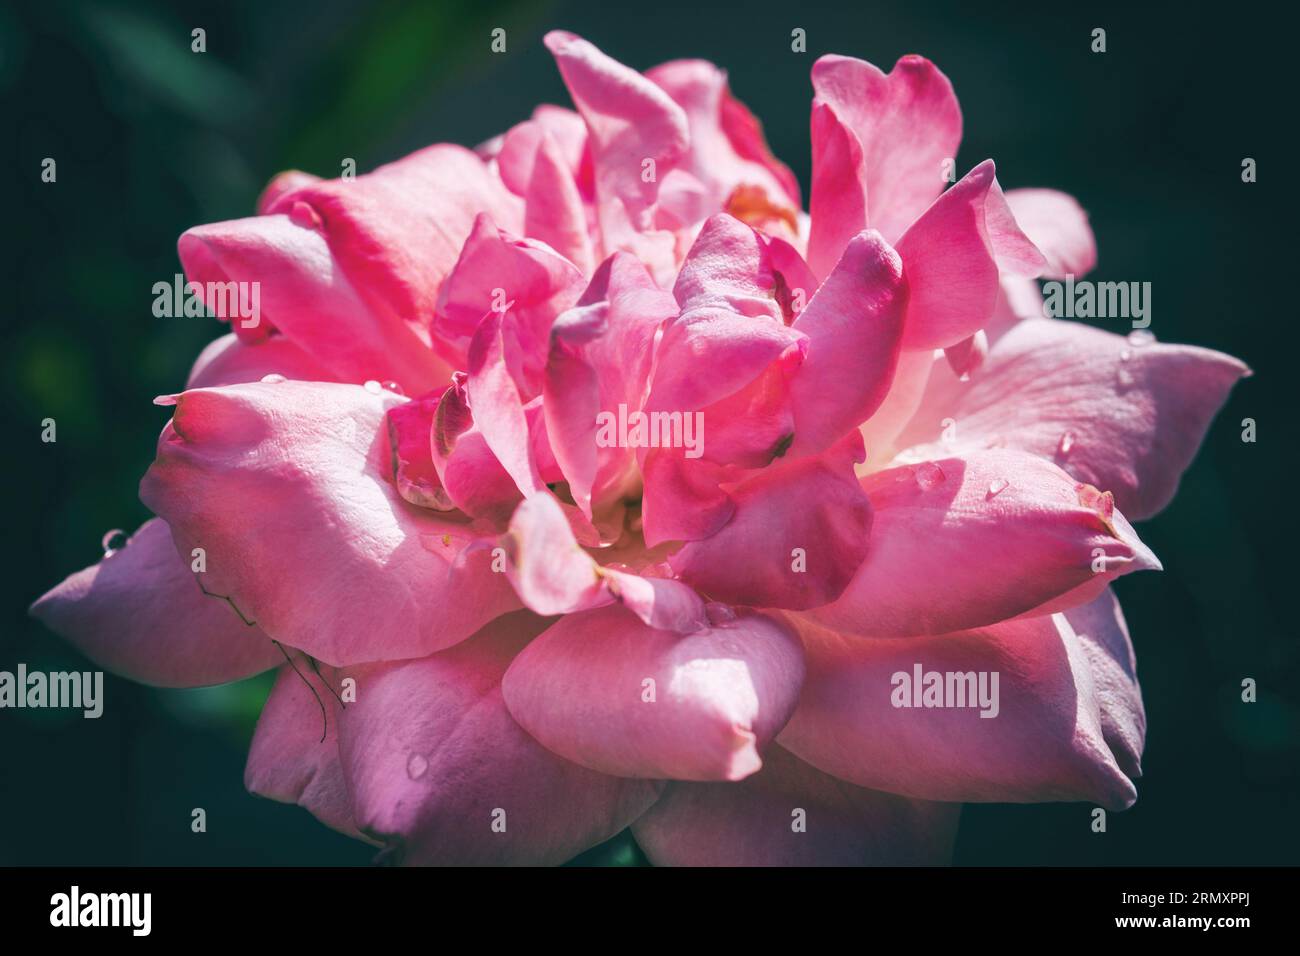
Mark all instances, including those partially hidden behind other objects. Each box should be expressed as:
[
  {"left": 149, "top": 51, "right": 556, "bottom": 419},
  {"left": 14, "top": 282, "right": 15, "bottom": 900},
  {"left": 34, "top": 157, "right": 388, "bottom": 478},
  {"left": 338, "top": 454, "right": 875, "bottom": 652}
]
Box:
[
  {"left": 429, "top": 373, "right": 522, "bottom": 520},
  {"left": 254, "top": 170, "right": 321, "bottom": 215},
  {"left": 895, "top": 160, "right": 1047, "bottom": 350},
  {"left": 788, "top": 229, "right": 907, "bottom": 457},
  {"left": 1005, "top": 188, "right": 1098, "bottom": 279},
  {"left": 778, "top": 603, "right": 1142, "bottom": 809},
  {"left": 806, "top": 449, "right": 1161, "bottom": 637},
  {"left": 261, "top": 143, "right": 523, "bottom": 353},
  {"left": 892, "top": 319, "right": 1251, "bottom": 519},
  {"left": 650, "top": 215, "right": 807, "bottom": 417},
  {"left": 178, "top": 212, "right": 448, "bottom": 392},
  {"left": 245, "top": 662, "right": 371, "bottom": 842},
  {"left": 502, "top": 494, "right": 707, "bottom": 632},
  {"left": 385, "top": 392, "right": 455, "bottom": 511},
  {"left": 647, "top": 59, "right": 800, "bottom": 213},
  {"left": 335, "top": 611, "right": 663, "bottom": 865},
  {"left": 544, "top": 31, "right": 688, "bottom": 276},
  {"left": 501, "top": 604, "right": 804, "bottom": 781},
  {"left": 30, "top": 518, "right": 281, "bottom": 687},
  {"left": 806, "top": 101, "right": 869, "bottom": 282},
  {"left": 667, "top": 433, "right": 873, "bottom": 610},
  {"left": 811, "top": 53, "right": 963, "bottom": 245},
  {"left": 497, "top": 121, "right": 594, "bottom": 274},
  {"left": 1064, "top": 588, "right": 1144, "bottom": 779},
  {"left": 631, "top": 744, "right": 960, "bottom": 865},
  {"left": 186, "top": 332, "right": 339, "bottom": 389},
  {"left": 433, "top": 213, "right": 585, "bottom": 373},
  {"left": 139, "top": 381, "right": 520, "bottom": 665},
  {"left": 543, "top": 253, "right": 675, "bottom": 517}
]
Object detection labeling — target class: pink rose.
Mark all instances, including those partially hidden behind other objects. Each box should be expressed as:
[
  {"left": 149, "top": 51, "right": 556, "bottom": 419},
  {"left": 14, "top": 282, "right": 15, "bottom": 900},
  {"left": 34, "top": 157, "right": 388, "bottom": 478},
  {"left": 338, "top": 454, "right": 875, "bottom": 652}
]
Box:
[{"left": 33, "top": 32, "right": 1248, "bottom": 865}]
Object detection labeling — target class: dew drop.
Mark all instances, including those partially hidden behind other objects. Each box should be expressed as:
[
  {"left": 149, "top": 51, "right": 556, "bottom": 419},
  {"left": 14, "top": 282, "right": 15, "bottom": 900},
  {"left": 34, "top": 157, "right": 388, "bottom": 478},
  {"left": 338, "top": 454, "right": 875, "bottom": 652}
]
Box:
[
  {"left": 406, "top": 753, "right": 429, "bottom": 780},
  {"left": 1127, "top": 329, "right": 1156, "bottom": 347},
  {"left": 914, "top": 461, "right": 946, "bottom": 491},
  {"left": 1057, "top": 431, "right": 1076, "bottom": 456},
  {"left": 101, "top": 529, "right": 128, "bottom": 557},
  {"left": 987, "top": 477, "right": 1009, "bottom": 498},
  {"left": 260, "top": 373, "right": 286, "bottom": 384},
  {"left": 1117, "top": 365, "right": 1135, "bottom": 388},
  {"left": 705, "top": 602, "right": 737, "bottom": 625},
  {"left": 362, "top": 379, "right": 383, "bottom": 395},
  {"left": 1119, "top": 348, "right": 1133, "bottom": 362},
  {"left": 379, "top": 380, "right": 405, "bottom": 396}
]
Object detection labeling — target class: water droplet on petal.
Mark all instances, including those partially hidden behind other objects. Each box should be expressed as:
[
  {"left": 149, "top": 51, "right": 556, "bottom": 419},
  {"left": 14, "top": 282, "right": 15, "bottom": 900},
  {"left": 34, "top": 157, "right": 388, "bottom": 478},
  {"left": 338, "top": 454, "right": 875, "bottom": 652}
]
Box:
[
  {"left": 1117, "top": 365, "right": 1135, "bottom": 388},
  {"left": 705, "top": 602, "right": 737, "bottom": 625},
  {"left": 363, "top": 379, "right": 383, "bottom": 395},
  {"left": 380, "top": 380, "right": 404, "bottom": 396},
  {"left": 987, "top": 477, "right": 1009, "bottom": 498},
  {"left": 406, "top": 753, "right": 429, "bottom": 780},
  {"left": 914, "top": 461, "right": 946, "bottom": 491},
  {"left": 1119, "top": 348, "right": 1133, "bottom": 362},
  {"left": 1057, "top": 431, "right": 1076, "bottom": 456},
  {"left": 1127, "top": 329, "right": 1156, "bottom": 347},
  {"left": 101, "top": 529, "right": 128, "bottom": 556},
  {"left": 260, "top": 373, "right": 286, "bottom": 384}
]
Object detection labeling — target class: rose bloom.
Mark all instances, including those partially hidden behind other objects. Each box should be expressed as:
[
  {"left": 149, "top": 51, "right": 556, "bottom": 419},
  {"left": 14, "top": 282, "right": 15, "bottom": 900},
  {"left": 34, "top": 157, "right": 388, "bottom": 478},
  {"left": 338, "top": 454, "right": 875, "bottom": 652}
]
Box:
[{"left": 34, "top": 32, "right": 1247, "bottom": 866}]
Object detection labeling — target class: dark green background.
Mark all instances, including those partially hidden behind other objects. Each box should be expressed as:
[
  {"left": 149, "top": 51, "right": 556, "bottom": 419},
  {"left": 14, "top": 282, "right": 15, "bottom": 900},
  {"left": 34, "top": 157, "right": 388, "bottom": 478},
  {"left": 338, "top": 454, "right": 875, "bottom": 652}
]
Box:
[{"left": 2, "top": 0, "right": 1295, "bottom": 865}]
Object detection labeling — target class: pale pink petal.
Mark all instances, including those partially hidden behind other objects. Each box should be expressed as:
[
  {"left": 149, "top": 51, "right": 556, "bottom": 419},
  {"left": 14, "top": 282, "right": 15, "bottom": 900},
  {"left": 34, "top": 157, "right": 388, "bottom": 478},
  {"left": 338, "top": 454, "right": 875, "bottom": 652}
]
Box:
[
  {"left": 892, "top": 319, "right": 1251, "bottom": 519},
  {"left": 778, "top": 606, "right": 1142, "bottom": 808},
  {"left": 336, "top": 611, "right": 662, "bottom": 865},
  {"left": 501, "top": 604, "right": 804, "bottom": 781},
  {"left": 255, "top": 170, "right": 322, "bottom": 215},
  {"left": 806, "top": 449, "right": 1161, "bottom": 637},
  {"left": 811, "top": 53, "right": 963, "bottom": 245},
  {"left": 139, "top": 381, "right": 520, "bottom": 665},
  {"left": 30, "top": 518, "right": 281, "bottom": 687},
  {"left": 631, "top": 745, "right": 959, "bottom": 865},
  {"left": 1005, "top": 188, "right": 1097, "bottom": 279}
]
